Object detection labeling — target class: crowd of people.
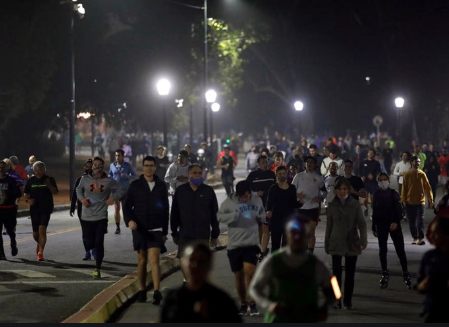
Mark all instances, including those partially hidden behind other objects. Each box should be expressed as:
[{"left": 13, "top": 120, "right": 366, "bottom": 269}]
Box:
[{"left": 0, "top": 133, "right": 448, "bottom": 323}]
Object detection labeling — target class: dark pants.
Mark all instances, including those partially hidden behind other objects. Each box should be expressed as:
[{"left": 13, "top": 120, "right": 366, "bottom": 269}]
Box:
[
  {"left": 376, "top": 224, "right": 408, "bottom": 273},
  {"left": 0, "top": 211, "right": 17, "bottom": 255},
  {"left": 406, "top": 204, "right": 424, "bottom": 240},
  {"left": 77, "top": 213, "right": 91, "bottom": 253},
  {"left": 332, "top": 255, "right": 358, "bottom": 307},
  {"left": 83, "top": 219, "right": 108, "bottom": 269},
  {"left": 222, "top": 175, "right": 234, "bottom": 196},
  {"left": 270, "top": 224, "right": 287, "bottom": 252}
]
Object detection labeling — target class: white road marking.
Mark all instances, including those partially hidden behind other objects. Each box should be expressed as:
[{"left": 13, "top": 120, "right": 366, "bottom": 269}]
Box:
[{"left": 0, "top": 270, "right": 56, "bottom": 278}]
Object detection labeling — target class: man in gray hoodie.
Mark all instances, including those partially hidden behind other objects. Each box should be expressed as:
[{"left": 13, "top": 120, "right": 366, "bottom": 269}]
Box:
[
  {"left": 218, "top": 180, "right": 266, "bottom": 317},
  {"left": 76, "top": 156, "right": 124, "bottom": 279}
]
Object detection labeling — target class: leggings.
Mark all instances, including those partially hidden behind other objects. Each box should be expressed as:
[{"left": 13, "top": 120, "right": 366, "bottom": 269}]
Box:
[
  {"left": 376, "top": 223, "right": 408, "bottom": 273},
  {"left": 83, "top": 219, "right": 108, "bottom": 269}
]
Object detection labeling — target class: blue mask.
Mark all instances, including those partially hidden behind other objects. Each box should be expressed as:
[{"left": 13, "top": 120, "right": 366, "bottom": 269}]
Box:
[{"left": 190, "top": 177, "right": 204, "bottom": 186}]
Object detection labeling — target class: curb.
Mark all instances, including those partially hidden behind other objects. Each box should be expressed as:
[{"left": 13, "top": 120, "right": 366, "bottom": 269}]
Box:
[{"left": 62, "top": 233, "right": 228, "bottom": 323}]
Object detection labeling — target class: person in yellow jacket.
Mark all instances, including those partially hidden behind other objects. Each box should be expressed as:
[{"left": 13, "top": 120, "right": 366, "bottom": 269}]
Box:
[{"left": 401, "top": 156, "right": 434, "bottom": 245}]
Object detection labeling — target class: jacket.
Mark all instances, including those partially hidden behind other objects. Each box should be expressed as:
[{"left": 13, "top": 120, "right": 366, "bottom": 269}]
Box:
[
  {"left": 372, "top": 188, "right": 402, "bottom": 226},
  {"left": 325, "top": 196, "right": 367, "bottom": 256},
  {"left": 401, "top": 169, "right": 433, "bottom": 205},
  {"left": 170, "top": 183, "right": 219, "bottom": 240},
  {"left": 123, "top": 175, "right": 169, "bottom": 235}
]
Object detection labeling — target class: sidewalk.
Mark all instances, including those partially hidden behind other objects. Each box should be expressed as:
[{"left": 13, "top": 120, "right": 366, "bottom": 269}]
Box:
[{"left": 115, "top": 210, "right": 431, "bottom": 323}]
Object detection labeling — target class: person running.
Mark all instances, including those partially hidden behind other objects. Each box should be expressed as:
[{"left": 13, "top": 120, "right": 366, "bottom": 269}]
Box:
[
  {"left": 246, "top": 146, "right": 259, "bottom": 173},
  {"left": 160, "top": 242, "right": 241, "bottom": 323},
  {"left": 292, "top": 156, "right": 324, "bottom": 253},
  {"left": 25, "top": 155, "right": 37, "bottom": 178},
  {"left": 76, "top": 157, "right": 124, "bottom": 278},
  {"left": 246, "top": 155, "right": 276, "bottom": 258},
  {"left": 325, "top": 178, "right": 367, "bottom": 309},
  {"left": 343, "top": 159, "right": 366, "bottom": 201},
  {"left": 249, "top": 218, "right": 333, "bottom": 323},
  {"left": 70, "top": 159, "right": 94, "bottom": 260},
  {"left": 165, "top": 150, "right": 190, "bottom": 195},
  {"left": 270, "top": 151, "right": 285, "bottom": 173},
  {"left": 266, "top": 166, "right": 298, "bottom": 252},
  {"left": 401, "top": 156, "right": 434, "bottom": 245},
  {"left": 9, "top": 156, "right": 28, "bottom": 182},
  {"left": 124, "top": 156, "right": 169, "bottom": 305},
  {"left": 184, "top": 144, "right": 198, "bottom": 164},
  {"left": 170, "top": 163, "right": 220, "bottom": 277},
  {"left": 320, "top": 146, "right": 343, "bottom": 177},
  {"left": 218, "top": 180, "right": 266, "bottom": 316},
  {"left": 417, "top": 216, "right": 449, "bottom": 323},
  {"left": 0, "top": 160, "right": 22, "bottom": 260},
  {"left": 216, "top": 145, "right": 236, "bottom": 197},
  {"left": 372, "top": 173, "right": 411, "bottom": 289},
  {"left": 109, "top": 149, "right": 136, "bottom": 235},
  {"left": 393, "top": 151, "right": 411, "bottom": 198},
  {"left": 154, "top": 145, "right": 170, "bottom": 182},
  {"left": 308, "top": 144, "right": 323, "bottom": 174},
  {"left": 24, "top": 161, "right": 58, "bottom": 261},
  {"left": 324, "top": 162, "right": 339, "bottom": 206}
]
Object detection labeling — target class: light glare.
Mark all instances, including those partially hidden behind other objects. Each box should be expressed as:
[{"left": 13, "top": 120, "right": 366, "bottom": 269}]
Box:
[
  {"left": 294, "top": 100, "right": 304, "bottom": 111},
  {"left": 156, "top": 78, "right": 172, "bottom": 96},
  {"left": 394, "top": 97, "right": 405, "bottom": 108},
  {"left": 211, "top": 102, "right": 221, "bottom": 112},
  {"left": 205, "top": 89, "right": 217, "bottom": 103}
]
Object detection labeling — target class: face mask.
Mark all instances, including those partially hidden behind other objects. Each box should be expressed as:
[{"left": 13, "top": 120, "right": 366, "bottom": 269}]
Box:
[
  {"left": 190, "top": 177, "right": 204, "bottom": 186},
  {"left": 378, "top": 181, "right": 389, "bottom": 190}
]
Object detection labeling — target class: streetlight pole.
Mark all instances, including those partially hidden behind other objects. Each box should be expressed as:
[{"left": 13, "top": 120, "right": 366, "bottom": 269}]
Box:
[
  {"left": 69, "top": 12, "right": 76, "bottom": 196},
  {"left": 395, "top": 97, "right": 405, "bottom": 151},
  {"left": 203, "top": 0, "right": 209, "bottom": 142},
  {"left": 156, "top": 78, "right": 172, "bottom": 147},
  {"left": 294, "top": 100, "right": 304, "bottom": 139},
  {"left": 210, "top": 102, "right": 220, "bottom": 142}
]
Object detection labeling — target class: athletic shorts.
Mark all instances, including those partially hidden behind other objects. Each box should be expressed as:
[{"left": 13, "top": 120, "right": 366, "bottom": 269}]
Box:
[
  {"left": 227, "top": 245, "right": 259, "bottom": 272},
  {"left": 298, "top": 208, "right": 320, "bottom": 222},
  {"left": 177, "top": 238, "right": 209, "bottom": 258},
  {"left": 30, "top": 212, "right": 51, "bottom": 232},
  {"left": 132, "top": 230, "right": 164, "bottom": 251}
]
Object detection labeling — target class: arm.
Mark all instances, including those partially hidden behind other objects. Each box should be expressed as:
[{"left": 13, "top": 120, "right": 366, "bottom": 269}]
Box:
[
  {"left": 248, "top": 256, "right": 276, "bottom": 311},
  {"left": 46, "top": 177, "right": 58, "bottom": 195},
  {"left": 218, "top": 197, "right": 238, "bottom": 225},
  {"left": 123, "top": 183, "right": 135, "bottom": 227},
  {"left": 356, "top": 204, "right": 368, "bottom": 249},
  {"left": 210, "top": 189, "right": 220, "bottom": 239},
  {"left": 320, "top": 160, "right": 327, "bottom": 176},
  {"left": 164, "top": 164, "right": 176, "bottom": 190},
  {"left": 421, "top": 172, "right": 434, "bottom": 206},
  {"left": 393, "top": 162, "right": 401, "bottom": 177},
  {"left": 400, "top": 174, "right": 407, "bottom": 203},
  {"left": 75, "top": 177, "right": 85, "bottom": 202}
]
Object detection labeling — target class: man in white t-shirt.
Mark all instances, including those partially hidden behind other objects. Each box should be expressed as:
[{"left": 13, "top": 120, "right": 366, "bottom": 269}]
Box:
[
  {"left": 291, "top": 156, "right": 324, "bottom": 253},
  {"left": 393, "top": 151, "right": 411, "bottom": 198}
]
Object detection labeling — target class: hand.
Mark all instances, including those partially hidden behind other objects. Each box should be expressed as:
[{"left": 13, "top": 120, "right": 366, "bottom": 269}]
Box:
[
  {"left": 81, "top": 198, "right": 90, "bottom": 208},
  {"left": 128, "top": 220, "right": 138, "bottom": 231},
  {"left": 210, "top": 238, "right": 218, "bottom": 248},
  {"left": 266, "top": 211, "right": 272, "bottom": 219},
  {"left": 106, "top": 197, "right": 115, "bottom": 206},
  {"left": 389, "top": 223, "right": 398, "bottom": 232}
]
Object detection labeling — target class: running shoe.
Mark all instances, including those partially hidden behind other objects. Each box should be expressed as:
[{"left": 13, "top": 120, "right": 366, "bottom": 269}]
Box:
[
  {"left": 115, "top": 227, "right": 121, "bottom": 235},
  {"left": 37, "top": 252, "right": 44, "bottom": 261},
  {"left": 11, "top": 243, "right": 18, "bottom": 257},
  {"left": 411, "top": 239, "right": 418, "bottom": 245},
  {"left": 379, "top": 271, "right": 389, "bottom": 289},
  {"left": 403, "top": 272, "right": 412, "bottom": 289},
  {"left": 416, "top": 239, "right": 425, "bottom": 246},
  {"left": 91, "top": 270, "right": 101, "bottom": 279},
  {"left": 238, "top": 303, "right": 248, "bottom": 316},
  {"left": 249, "top": 302, "right": 260, "bottom": 316},
  {"left": 152, "top": 290, "right": 163, "bottom": 305}
]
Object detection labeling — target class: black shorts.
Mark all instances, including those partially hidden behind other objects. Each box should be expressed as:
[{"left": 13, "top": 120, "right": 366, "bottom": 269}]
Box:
[
  {"left": 227, "top": 245, "right": 259, "bottom": 272},
  {"left": 177, "top": 238, "right": 209, "bottom": 258},
  {"left": 298, "top": 208, "right": 320, "bottom": 222},
  {"left": 132, "top": 230, "right": 164, "bottom": 251},
  {"left": 30, "top": 212, "right": 51, "bottom": 231}
]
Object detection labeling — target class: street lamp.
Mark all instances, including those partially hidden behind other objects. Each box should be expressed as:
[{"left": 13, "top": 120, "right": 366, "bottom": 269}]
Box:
[
  {"left": 211, "top": 102, "right": 221, "bottom": 112},
  {"left": 66, "top": 0, "right": 85, "bottom": 196},
  {"left": 294, "top": 100, "right": 304, "bottom": 111},
  {"left": 156, "top": 78, "right": 172, "bottom": 146},
  {"left": 209, "top": 102, "right": 220, "bottom": 143},
  {"left": 394, "top": 97, "right": 405, "bottom": 150}
]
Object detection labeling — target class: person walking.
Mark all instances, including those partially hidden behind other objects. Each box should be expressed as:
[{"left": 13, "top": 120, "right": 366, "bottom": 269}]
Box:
[
  {"left": 124, "top": 156, "right": 169, "bottom": 305},
  {"left": 164, "top": 150, "right": 190, "bottom": 195},
  {"left": 109, "top": 149, "right": 136, "bottom": 235},
  {"left": 170, "top": 164, "right": 220, "bottom": 274},
  {"left": 25, "top": 155, "right": 37, "bottom": 178},
  {"left": 217, "top": 145, "right": 236, "bottom": 197},
  {"left": 325, "top": 178, "right": 367, "bottom": 309},
  {"left": 372, "top": 173, "right": 412, "bottom": 289},
  {"left": 154, "top": 145, "right": 170, "bottom": 182},
  {"left": 292, "top": 156, "right": 324, "bottom": 253},
  {"left": 0, "top": 160, "right": 22, "bottom": 260},
  {"left": 160, "top": 243, "right": 241, "bottom": 323},
  {"left": 249, "top": 218, "right": 334, "bottom": 323},
  {"left": 401, "top": 156, "right": 434, "bottom": 245},
  {"left": 266, "top": 166, "right": 298, "bottom": 252},
  {"left": 218, "top": 180, "right": 266, "bottom": 316},
  {"left": 70, "top": 159, "right": 94, "bottom": 260},
  {"left": 320, "top": 146, "right": 343, "bottom": 177},
  {"left": 24, "top": 161, "right": 58, "bottom": 261},
  {"left": 76, "top": 157, "right": 124, "bottom": 278},
  {"left": 393, "top": 152, "right": 411, "bottom": 198}
]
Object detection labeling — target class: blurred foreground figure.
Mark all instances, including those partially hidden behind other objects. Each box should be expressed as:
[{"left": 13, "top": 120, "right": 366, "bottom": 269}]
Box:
[
  {"left": 160, "top": 243, "right": 241, "bottom": 323},
  {"left": 249, "top": 218, "right": 334, "bottom": 323}
]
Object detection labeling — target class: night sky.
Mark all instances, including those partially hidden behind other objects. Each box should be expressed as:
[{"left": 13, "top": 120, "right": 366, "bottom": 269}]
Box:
[{"left": 3, "top": 0, "right": 449, "bottom": 142}]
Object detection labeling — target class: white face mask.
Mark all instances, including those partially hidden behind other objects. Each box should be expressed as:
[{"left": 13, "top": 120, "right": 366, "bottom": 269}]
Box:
[{"left": 378, "top": 181, "right": 389, "bottom": 190}]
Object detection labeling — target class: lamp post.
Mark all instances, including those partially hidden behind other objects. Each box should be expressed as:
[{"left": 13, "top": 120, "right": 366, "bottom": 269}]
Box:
[
  {"left": 203, "top": 0, "right": 209, "bottom": 142},
  {"left": 294, "top": 100, "right": 304, "bottom": 138},
  {"left": 156, "top": 78, "right": 172, "bottom": 146},
  {"left": 209, "top": 102, "right": 220, "bottom": 143},
  {"left": 67, "top": 0, "right": 85, "bottom": 195},
  {"left": 395, "top": 96, "right": 405, "bottom": 150},
  {"left": 205, "top": 89, "right": 217, "bottom": 143}
]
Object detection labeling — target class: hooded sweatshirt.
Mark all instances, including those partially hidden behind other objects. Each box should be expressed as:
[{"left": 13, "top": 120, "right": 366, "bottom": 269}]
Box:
[
  {"left": 218, "top": 194, "right": 265, "bottom": 250},
  {"left": 76, "top": 172, "right": 124, "bottom": 221}
]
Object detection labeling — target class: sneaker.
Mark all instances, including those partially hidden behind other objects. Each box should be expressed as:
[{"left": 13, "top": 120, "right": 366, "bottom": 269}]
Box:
[
  {"left": 91, "top": 270, "right": 101, "bottom": 279},
  {"left": 115, "top": 227, "right": 121, "bottom": 235},
  {"left": 37, "top": 252, "right": 44, "bottom": 261},
  {"left": 411, "top": 239, "right": 418, "bottom": 245},
  {"left": 152, "top": 290, "right": 163, "bottom": 305},
  {"left": 249, "top": 302, "right": 260, "bottom": 316},
  {"left": 379, "top": 271, "right": 389, "bottom": 289},
  {"left": 137, "top": 290, "right": 147, "bottom": 303},
  {"left": 417, "top": 239, "right": 425, "bottom": 246},
  {"left": 403, "top": 272, "right": 412, "bottom": 289},
  {"left": 238, "top": 303, "right": 248, "bottom": 316},
  {"left": 11, "top": 243, "right": 18, "bottom": 257},
  {"left": 82, "top": 251, "right": 91, "bottom": 261}
]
